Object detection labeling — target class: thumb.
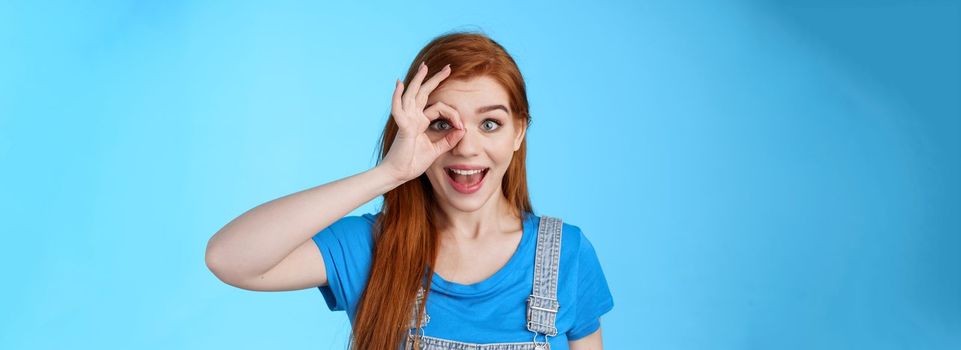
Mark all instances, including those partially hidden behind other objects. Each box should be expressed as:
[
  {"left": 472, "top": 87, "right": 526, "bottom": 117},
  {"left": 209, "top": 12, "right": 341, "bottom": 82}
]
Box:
[{"left": 434, "top": 129, "right": 464, "bottom": 154}]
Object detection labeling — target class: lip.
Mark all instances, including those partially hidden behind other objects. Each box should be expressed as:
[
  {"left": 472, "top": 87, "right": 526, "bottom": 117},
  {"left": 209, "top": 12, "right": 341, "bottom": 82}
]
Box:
[
  {"left": 445, "top": 164, "right": 488, "bottom": 171},
  {"left": 445, "top": 167, "right": 489, "bottom": 194}
]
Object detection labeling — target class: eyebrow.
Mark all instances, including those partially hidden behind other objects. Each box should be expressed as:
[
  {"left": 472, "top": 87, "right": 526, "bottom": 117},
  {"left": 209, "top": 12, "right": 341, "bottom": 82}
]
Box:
[
  {"left": 425, "top": 103, "right": 510, "bottom": 115},
  {"left": 476, "top": 104, "right": 509, "bottom": 114}
]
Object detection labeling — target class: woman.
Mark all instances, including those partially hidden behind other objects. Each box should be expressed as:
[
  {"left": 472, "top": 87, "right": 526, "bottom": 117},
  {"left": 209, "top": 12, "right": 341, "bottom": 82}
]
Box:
[{"left": 205, "top": 30, "right": 613, "bottom": 350}]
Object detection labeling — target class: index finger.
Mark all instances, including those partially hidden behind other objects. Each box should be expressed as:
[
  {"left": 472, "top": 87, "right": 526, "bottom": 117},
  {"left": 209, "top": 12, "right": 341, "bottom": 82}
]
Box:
[
  {"left": 423, "top": 101, "right": 463, "bottom": 130},
  {"left": 415, "top": 64, "right": 452, "bottom": 108}
]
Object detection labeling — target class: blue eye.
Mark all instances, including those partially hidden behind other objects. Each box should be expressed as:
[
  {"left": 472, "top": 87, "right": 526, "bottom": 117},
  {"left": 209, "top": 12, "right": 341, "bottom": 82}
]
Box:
[
  {"left": 482, "top": 119, "right": 502, "bottom": 131},
  {"left": 429, "top": 119, "right": 453, "bottom": 131},
  {"left": 431, "top": 118, "right": 502, "bottom": 132}
]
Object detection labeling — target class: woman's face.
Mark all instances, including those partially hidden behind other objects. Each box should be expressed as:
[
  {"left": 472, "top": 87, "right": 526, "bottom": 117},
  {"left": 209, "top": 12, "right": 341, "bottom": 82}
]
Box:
[{"left": 423, "top": 75, "right": 526, "bottom": 213}]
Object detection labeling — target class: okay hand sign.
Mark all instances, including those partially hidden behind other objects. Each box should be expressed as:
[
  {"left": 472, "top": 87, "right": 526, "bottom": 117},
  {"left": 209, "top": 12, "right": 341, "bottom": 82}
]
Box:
[{"left": 380, "top": 62, "right": 464, "bottom": 183}]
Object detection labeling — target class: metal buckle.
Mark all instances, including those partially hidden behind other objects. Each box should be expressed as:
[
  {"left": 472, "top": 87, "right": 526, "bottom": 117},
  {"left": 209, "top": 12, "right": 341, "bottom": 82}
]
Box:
[
  {"left": 527, "top": 294, "right": 559, "bottom": 312},
  {"left": 531, "top": 330, "right": 551, "bottom": 350}
]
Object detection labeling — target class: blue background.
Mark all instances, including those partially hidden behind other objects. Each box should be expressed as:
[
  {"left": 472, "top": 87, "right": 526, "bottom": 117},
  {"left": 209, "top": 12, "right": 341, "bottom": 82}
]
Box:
[{"left": 1, "top": 0, "right": 958, "bottom": 349}]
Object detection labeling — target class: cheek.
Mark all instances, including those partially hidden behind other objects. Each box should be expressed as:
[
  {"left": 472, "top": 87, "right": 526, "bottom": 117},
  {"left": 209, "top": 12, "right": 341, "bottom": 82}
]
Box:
[
  {"left": 489, "top": 141, "right": 516, "bottom": 164},
  {"left": 424, "top": 159, "right": 442, "bottom": 178},
  {"left": 430, "top": 159, "right": 446, "bottom": 173}
]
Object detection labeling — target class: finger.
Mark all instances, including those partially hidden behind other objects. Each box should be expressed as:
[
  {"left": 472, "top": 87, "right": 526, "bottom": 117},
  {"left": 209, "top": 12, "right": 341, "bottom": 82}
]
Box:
[
  {"left": 415, "top": 64, "right": 451, "bottom": 109},
  {"left": 422, "top": 101, "right": 463, "bottom": 129},
  {"left": 403, "top": 62, "right": 429, "bottom": 111},
  {"left": 433, "top": 128, "right": 464, "bottom": 154},
  {"left": 391, "top": 79, "right": 407, "bottom": 128},
  {"left": 392, "top": 78, "right": 404, "bottom": 116}
]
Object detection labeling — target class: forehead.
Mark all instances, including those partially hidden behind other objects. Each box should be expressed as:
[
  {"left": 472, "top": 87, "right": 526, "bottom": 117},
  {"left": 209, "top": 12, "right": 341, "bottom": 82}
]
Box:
[{"left": 428, "top": 75, "right": 511, "bottom": 111}]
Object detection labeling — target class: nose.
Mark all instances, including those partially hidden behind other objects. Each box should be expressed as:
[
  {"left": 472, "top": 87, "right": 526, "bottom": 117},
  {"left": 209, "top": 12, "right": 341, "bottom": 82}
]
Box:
[{"left": 450, "top": 125, "right": 480, "bottom": 157}]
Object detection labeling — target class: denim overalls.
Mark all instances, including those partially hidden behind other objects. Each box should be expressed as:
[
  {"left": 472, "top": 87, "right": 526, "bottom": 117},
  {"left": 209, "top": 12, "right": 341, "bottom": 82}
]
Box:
[{"left": 403, "top": 215, "right": 565, "bottom": 350}]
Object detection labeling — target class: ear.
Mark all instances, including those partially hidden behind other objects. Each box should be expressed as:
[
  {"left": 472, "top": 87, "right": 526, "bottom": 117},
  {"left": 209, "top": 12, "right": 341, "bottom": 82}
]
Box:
[{"left": 513, "top": 117, "right": 527, "bottom": 151}]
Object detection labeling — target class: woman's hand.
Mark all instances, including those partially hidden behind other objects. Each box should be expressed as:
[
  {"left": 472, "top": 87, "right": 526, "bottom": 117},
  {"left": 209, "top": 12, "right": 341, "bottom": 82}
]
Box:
[{"left": 379, "top": 61, "right": 464, "bottom": 183}]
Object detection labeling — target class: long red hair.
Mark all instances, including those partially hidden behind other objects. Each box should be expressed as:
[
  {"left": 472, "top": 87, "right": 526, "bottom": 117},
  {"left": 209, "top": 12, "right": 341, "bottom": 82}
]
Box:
[{"left": 349, "top": 30, "right": 534, "bottom": 350}]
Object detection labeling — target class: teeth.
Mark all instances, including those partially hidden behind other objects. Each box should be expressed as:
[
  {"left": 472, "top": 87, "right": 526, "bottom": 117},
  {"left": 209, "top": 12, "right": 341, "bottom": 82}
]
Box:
[{"left": 450, "top": 168, "right": 485, "bottom": 175}]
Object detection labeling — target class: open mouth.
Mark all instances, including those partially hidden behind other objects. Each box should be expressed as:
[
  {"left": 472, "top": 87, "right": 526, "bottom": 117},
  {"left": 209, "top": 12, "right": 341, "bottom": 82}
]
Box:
[{"left": 445, "top": 167, "right": 490, "bottom": 194}]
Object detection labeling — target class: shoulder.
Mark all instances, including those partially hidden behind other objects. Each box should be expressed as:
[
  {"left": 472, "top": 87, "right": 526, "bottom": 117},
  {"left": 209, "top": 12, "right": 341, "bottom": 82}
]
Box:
[
  {"left": 336, "top": 211, "right": 379, "bottom": 228},
  {"left": 329, "top": 211, "right": 379, "bottom": 231},
  {"left": 535, "top": 214, "right": 613, "bottom": 306},
  {"left": 562, "top": 220, "right": 600, "bottom": 265},
  {"left": 532, "top": 214, "right": 596, "bottom": 264},
  {"left": 312, "top": 211, "right": 381, "bottom": 247}
]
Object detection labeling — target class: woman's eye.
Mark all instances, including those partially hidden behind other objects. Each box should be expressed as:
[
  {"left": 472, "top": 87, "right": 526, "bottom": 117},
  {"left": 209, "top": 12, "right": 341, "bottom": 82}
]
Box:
[
  {"left": 430, "top": 118, "right": 502, "bottom": 132},
  {"left": 482, "top": 119, "right": 502, "bottom": 131},
  {"left": 429, "top": 119, "right": 453, "bottom": 131}
]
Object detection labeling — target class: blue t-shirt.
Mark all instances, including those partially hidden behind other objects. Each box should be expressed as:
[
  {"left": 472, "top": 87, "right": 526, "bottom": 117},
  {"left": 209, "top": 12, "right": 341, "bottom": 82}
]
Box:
[{"left": 311, "top": 210, "right": 614, "bottom": 348}]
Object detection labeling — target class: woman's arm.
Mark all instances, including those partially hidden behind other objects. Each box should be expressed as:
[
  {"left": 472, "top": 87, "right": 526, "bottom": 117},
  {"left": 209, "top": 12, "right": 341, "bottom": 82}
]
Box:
[
  {"left": 204, "top": 165, "right": 403, "bottom": 291},
  {"left": 569, "top": 324, "right": 604, "bottom": 350},
  {"left": 205, "top": 62, "right": 457, "bottom": 292}
]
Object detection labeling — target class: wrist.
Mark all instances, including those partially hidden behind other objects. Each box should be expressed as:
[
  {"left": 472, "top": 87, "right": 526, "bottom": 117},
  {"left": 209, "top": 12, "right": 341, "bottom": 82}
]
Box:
[{"left": 371, "top": 165, "right": 406, "bottom": 190}]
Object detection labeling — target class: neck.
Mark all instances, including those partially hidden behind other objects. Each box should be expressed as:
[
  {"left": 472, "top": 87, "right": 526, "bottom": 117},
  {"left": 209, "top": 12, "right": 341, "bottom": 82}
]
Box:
[{"left": 433, "top": 194, "right": 521, "bottom": 242}]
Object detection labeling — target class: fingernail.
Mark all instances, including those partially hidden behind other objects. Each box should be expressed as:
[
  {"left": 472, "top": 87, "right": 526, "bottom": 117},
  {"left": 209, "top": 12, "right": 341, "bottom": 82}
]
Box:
[{"left": 444, "top": 64, "right": 451, "bottom": 70}]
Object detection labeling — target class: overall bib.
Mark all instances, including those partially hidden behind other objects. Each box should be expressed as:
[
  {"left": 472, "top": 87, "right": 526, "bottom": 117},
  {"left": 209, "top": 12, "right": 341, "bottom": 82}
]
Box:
[{"left": 404, "top": 215, "right": 565, "bottom": 350}]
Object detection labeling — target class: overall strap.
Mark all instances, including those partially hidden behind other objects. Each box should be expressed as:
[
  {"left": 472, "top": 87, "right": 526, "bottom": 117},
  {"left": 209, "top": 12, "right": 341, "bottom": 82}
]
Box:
[
  {"left": 410, "top": 285, "right": 430, "bottom": 329},
  {"left": 526, "top": 215, "right": 563, "bottom": 337}
]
